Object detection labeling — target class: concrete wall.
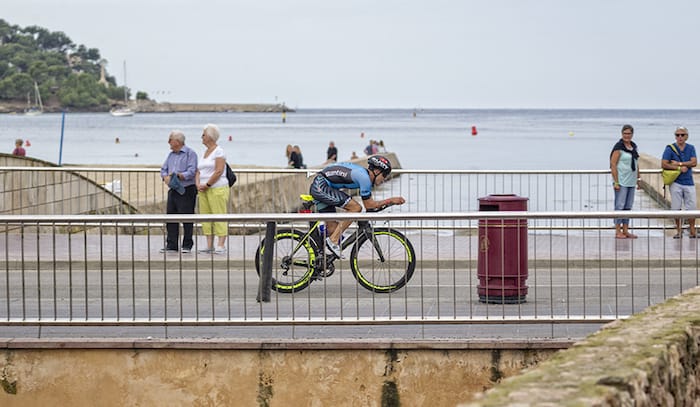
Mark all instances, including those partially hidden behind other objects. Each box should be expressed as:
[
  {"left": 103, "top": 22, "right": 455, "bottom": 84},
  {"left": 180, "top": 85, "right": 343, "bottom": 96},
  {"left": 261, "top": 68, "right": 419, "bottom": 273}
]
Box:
[
  {"left": 0, "top": 154, "right": 134, "bottom": 215},
  {"left": 0, "top": 341, "right": 560, "bottom": 406},
  {"left": 461, "top": 285, "right": 700, "bottom": 406}
]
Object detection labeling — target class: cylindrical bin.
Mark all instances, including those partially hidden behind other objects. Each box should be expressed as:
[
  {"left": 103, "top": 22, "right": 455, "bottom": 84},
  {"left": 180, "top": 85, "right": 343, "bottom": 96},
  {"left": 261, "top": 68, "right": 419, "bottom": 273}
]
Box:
[{"left": 477, "top": 194, "right": 528, "bottom": 304}]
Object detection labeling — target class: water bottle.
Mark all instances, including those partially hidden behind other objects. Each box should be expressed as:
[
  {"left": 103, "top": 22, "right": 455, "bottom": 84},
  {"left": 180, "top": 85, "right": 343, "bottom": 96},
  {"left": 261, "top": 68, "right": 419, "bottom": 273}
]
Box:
[{"left": 318, "top": 221, "right": 326, "bottom": 238}]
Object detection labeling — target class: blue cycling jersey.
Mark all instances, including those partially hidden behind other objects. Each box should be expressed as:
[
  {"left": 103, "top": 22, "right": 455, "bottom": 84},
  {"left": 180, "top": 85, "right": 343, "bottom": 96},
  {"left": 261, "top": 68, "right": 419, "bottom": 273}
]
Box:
[{"left": 319, "top": 162, "right": 372, "bottom": 199}]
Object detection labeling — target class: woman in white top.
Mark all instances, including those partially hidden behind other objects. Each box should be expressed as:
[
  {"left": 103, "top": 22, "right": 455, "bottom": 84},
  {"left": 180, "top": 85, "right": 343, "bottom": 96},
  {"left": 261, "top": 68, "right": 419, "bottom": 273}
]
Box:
[{"left": 196, "top": 124, "right": 229, "bottom": 254}]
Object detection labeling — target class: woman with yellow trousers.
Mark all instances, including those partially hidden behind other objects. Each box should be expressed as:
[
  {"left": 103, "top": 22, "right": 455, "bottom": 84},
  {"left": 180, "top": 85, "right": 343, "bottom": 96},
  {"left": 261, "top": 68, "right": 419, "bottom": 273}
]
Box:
[{"left": 196, "top": 124, "right": 230, "bottom": 254}]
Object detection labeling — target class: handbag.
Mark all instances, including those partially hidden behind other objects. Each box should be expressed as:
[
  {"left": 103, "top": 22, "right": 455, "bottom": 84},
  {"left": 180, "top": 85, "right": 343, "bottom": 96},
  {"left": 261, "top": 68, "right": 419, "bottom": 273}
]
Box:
[
  {"left": 225, "top": 162, "right": 237, "bottom": 187},
  {"left": 662, "top": 144, "right": 681, "bottom": 186}
]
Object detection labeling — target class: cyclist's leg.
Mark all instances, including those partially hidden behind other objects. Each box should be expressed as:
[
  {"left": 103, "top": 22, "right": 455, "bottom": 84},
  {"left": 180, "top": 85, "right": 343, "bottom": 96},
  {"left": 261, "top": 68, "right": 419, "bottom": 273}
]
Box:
[
  {"left": 328, "top": 199, "right": 362, "bottom": 245},
  {"left": 310, "top": 175, "right": 353, "bottom": 244}
]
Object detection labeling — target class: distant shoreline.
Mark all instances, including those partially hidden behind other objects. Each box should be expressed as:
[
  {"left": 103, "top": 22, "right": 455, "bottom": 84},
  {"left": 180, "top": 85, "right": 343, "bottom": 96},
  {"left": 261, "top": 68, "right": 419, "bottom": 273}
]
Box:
[{"left": 0, "top": 100, "right": 293, "bottom": 114}]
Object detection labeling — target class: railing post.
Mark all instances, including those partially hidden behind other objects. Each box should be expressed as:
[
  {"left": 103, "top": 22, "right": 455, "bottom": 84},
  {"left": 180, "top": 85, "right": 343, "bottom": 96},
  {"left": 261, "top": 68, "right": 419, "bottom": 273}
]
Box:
[{"left": 257, "top": 221, "right": 276, "bottom": 302}]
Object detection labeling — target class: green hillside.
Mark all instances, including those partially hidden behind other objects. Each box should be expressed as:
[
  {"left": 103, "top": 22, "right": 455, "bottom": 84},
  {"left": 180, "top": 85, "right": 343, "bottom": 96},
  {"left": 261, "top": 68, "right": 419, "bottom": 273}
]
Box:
[{"left": 0, "top": 19, "right": 139, "bottom": 111}]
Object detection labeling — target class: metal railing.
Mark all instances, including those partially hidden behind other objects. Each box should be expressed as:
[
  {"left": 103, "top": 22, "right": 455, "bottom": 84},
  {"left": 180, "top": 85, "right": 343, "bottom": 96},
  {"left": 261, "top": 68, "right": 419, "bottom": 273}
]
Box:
[
  {"left": 1, "top": 210, "right": 698, "bottom": 340},
  {"left": 0, "top": 167, "right": 666, "bottom": 215}
]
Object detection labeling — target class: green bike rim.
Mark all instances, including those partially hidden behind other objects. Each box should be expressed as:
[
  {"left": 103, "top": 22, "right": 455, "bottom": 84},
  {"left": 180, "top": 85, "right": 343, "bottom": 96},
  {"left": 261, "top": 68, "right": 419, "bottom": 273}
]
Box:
[
  {"left": 353, "top": 230, "right": 413, "bottom": 290},
  {"left": 260, "top": 231, "right": 317, "bottom": 291}
]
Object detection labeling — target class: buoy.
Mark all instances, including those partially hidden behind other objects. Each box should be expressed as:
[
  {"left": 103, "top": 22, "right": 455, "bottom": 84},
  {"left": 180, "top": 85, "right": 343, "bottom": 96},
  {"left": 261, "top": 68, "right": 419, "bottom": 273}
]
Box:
[
  {"left": 25, "top": 140, "right": 31, "bottom": 146},
  {"left": 228, "top": 135, "right": 232, "bottom": 142},
  {"left": 471, "top": 126, "right": 478, "bottom": 136},
  {"left": 569, "top": 131, "right": 575, "bottom": 137}
]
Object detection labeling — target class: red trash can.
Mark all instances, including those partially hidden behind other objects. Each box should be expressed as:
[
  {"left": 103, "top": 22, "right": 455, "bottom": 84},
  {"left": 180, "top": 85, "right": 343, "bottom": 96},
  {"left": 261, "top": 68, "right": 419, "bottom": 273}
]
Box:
[{"left": 477, "top": 194, "right": 528, "bottom": 304}]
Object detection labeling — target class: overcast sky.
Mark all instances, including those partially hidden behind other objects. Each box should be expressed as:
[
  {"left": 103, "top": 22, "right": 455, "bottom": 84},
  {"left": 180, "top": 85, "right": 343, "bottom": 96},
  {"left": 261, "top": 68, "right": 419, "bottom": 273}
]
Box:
[{"left": 4, "top": 0, "right": 699, "bottom": 109}]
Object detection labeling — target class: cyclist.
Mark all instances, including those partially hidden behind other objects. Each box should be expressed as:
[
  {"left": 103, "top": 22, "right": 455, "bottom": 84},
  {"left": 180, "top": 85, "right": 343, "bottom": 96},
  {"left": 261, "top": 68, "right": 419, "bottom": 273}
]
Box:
[{"left": 309, "top": 155, "right": 406, "bottom": 257}]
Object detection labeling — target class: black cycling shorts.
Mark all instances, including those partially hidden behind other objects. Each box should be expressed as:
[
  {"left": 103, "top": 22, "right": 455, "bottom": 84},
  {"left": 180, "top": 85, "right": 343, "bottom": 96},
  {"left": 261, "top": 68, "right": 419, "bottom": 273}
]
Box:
[{"left": 309, "top": 175, "right": 352, "bottom": 213}]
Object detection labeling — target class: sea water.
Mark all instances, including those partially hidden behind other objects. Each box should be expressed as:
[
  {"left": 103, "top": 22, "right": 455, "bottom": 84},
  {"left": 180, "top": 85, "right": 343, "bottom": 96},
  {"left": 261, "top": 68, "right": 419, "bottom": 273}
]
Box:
[{"left": 2, "top": 109, "right": 699, "bottom": 169}]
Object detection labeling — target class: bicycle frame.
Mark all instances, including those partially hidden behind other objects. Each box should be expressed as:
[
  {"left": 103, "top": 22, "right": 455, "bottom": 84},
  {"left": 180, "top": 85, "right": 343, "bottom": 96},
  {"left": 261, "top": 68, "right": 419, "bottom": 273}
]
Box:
[{"left": 286, "top": 219, "right": 370, "bottom": 265}]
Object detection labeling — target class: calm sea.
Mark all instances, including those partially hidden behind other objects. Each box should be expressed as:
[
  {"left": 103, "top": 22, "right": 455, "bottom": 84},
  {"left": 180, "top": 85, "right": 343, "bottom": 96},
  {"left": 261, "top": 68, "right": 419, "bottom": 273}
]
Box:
[{"left": 2, "top": 109, "right": 699, "bottom": 169}]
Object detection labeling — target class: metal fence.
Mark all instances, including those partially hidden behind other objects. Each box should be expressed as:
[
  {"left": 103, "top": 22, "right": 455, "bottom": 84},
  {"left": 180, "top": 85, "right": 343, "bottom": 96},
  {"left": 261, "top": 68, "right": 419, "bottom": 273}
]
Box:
[
  {"left": 0, "top": 167, "right": 666, "bottom": 216},
  {"left": 1, "top": 210, "right": 698, "bottom": 340}
]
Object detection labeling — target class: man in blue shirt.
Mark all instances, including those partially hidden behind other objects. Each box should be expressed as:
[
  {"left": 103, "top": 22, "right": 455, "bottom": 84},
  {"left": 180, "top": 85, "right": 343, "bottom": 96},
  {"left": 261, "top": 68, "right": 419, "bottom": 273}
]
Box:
[
  {"left": 662, "top": 126, "right": 697, "bottom": 238},
  {"left": 310, "top": 155, "right": 405, "bottom": 257},
  {"left": 160, "top": 130, "right": 198, "bottom": 252}
]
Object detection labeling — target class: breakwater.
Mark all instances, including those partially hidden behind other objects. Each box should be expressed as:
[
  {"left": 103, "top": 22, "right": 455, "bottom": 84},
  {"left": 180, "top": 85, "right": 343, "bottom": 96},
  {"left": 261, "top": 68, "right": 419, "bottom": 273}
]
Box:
[
  {"left": 133, "top": 100, "right": 292, "bottom": 113},
  {"left": 0, "top": 101, "right": 292, "bottom": 114}
]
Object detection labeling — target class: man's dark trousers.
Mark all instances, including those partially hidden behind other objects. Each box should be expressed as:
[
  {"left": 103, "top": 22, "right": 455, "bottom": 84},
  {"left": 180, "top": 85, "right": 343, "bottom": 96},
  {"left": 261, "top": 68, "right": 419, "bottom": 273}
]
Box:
[{"left": 166, "top": 185, "right": 197, "bottom": 250}]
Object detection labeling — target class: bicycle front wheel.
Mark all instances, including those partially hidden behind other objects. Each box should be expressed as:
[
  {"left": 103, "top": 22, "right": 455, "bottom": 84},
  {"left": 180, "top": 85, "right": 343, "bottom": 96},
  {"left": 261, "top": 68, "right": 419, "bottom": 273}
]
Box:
[
  {"left": 350, "top": 227, "right": 416, "bottom": 293},
  {"left": 255, "top": 228, "right": 319, "bottom": 293}
]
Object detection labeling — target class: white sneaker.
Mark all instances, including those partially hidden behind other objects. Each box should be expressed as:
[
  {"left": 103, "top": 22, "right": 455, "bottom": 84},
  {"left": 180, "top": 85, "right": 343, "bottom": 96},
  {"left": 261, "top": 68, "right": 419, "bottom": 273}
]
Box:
[
  {"left": 214, "top": 247, "right": 227, "bottom": 255},
  {"left": 325, "top": 237, "right": 341, "bottom": 258}
]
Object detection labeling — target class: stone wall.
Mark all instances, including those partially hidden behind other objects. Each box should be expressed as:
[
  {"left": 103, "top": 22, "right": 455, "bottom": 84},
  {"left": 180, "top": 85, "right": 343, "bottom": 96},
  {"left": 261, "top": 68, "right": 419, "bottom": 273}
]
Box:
[
  {"left": 0, "top": 341, "right": 561, "bottom": 406},
  {"left": 0, "top": 154, "right": 134, "bottom": 215},
  {"left": 461, "top": 286, "right": 700, "bottom": 406}
]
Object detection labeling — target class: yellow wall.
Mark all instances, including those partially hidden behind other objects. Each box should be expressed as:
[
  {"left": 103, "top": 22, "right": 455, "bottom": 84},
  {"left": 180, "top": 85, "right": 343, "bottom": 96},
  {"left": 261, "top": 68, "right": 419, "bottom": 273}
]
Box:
[{"left": 0, "top": 344, "right": 558, "bottom": 406}]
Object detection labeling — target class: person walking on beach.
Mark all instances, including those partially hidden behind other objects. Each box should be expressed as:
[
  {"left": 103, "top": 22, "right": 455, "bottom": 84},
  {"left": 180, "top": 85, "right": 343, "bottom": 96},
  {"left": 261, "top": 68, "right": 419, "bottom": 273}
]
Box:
[
  {"left": 12, "top": 139, "right": 26, "bottom": 156},
  {"left": 609, "top": 124, "right": 640, "bottom": 239},
  {"left": 662, "top": 126, "right": 698, "bottom": 238},
  {"left": 160, "top": 130, "right": 198, "bottom": 253},
  {"left": 326, "top": 141, "right": 338, "bottom": 163},
  {"left": 196, "top": 124, "right": 230, "bottom": 254}
]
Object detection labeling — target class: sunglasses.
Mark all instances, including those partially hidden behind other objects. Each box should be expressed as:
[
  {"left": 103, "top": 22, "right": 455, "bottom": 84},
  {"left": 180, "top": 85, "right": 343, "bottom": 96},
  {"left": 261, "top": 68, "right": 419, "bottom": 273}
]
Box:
[{"left": 675, "top": 133, "right": 688, "bottom": 137}]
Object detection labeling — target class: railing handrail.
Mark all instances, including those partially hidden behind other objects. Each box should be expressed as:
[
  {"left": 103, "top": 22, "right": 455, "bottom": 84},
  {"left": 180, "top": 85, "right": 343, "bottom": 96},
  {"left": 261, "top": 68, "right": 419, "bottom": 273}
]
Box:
[
  {"left": 0, "top": 209, "right": 697, "bottom": 223},
  {"left": 0, "top": 166, "right": 664, "bottom": 175}
]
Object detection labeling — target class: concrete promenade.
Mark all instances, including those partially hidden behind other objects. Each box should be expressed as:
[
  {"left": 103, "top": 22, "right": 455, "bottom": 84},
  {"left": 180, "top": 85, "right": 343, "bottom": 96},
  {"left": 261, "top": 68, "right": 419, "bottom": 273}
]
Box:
[{"left": 2, "top": 227, "right": 698, "bottom": 265}]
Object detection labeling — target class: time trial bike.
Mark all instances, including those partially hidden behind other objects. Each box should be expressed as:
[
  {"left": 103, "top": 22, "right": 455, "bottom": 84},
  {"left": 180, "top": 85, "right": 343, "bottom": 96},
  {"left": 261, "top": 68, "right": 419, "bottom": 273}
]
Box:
[{"left": 255, "top": 195, "right": 416, "bottom": 293}]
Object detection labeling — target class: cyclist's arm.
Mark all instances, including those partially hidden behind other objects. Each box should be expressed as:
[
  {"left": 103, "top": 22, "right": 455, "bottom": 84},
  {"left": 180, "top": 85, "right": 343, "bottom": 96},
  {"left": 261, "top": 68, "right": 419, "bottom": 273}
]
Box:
[{"left": 363, "top": 196, "right": 405, "bottom": 212}]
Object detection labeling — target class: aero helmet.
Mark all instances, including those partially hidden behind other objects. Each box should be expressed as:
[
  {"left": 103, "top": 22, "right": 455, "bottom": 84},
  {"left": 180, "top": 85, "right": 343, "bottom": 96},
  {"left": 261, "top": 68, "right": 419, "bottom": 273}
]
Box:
[{"left": 367, "top": 155, "right": 392, "bottom": 177}]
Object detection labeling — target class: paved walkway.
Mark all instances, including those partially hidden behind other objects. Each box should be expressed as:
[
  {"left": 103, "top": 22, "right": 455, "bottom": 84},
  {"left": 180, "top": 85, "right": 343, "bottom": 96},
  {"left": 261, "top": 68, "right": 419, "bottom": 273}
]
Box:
[{"left": 1, "top": 229, "right": 698, "bottom": 264}]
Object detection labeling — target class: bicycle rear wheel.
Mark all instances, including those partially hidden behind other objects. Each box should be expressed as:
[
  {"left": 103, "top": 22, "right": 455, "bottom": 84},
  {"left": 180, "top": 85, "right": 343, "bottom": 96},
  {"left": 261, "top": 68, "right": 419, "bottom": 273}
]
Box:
[
  {"left": 255, "top": 228, "right": 318, "bottom": 293},
  {"left": 350, "top": 227, "right": 416, "bottom": 293}
]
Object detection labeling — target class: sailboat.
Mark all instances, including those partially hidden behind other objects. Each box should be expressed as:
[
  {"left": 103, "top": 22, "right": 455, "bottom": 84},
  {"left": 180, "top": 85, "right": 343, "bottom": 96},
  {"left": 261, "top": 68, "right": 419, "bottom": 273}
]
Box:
[
  {"left": 24, "top": 81, "right": 43, "bottom": 116},
  {"left": 110, "top": 61, "right": 134, "bottom": 117}
]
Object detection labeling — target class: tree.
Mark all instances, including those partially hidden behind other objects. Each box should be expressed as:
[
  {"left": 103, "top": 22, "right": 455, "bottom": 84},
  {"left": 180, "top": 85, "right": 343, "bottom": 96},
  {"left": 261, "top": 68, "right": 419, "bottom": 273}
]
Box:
[
  {"left": 0, "top": 19, "right": 122, "bottom": 109},
  {"left": 136, "top": 91, "right": 149, "bottom": 100},
  {"left": 0, "top": 72, "right": 33, "bottom": 99}
]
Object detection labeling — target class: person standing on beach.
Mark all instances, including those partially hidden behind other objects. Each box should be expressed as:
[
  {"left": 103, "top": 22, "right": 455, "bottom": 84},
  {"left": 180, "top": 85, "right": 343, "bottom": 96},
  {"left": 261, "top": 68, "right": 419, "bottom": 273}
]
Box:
[
  {"left": 160, "top": 130, "right": 198, "bottom": 253},
  {"left": 609, "top": 124, "right": 640, "bottom": 239},
  {"left": 662, "top": 126, "right": 697, "bottom": 238},
  {"left": 326, "top": 141, "right": 338, "bottom": 163},
  {"left": 12, "top": 139, "right": 26, "bottom": 156},
  {"left": 196, "top": 124, "right": 230, "bottom": 254}
]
